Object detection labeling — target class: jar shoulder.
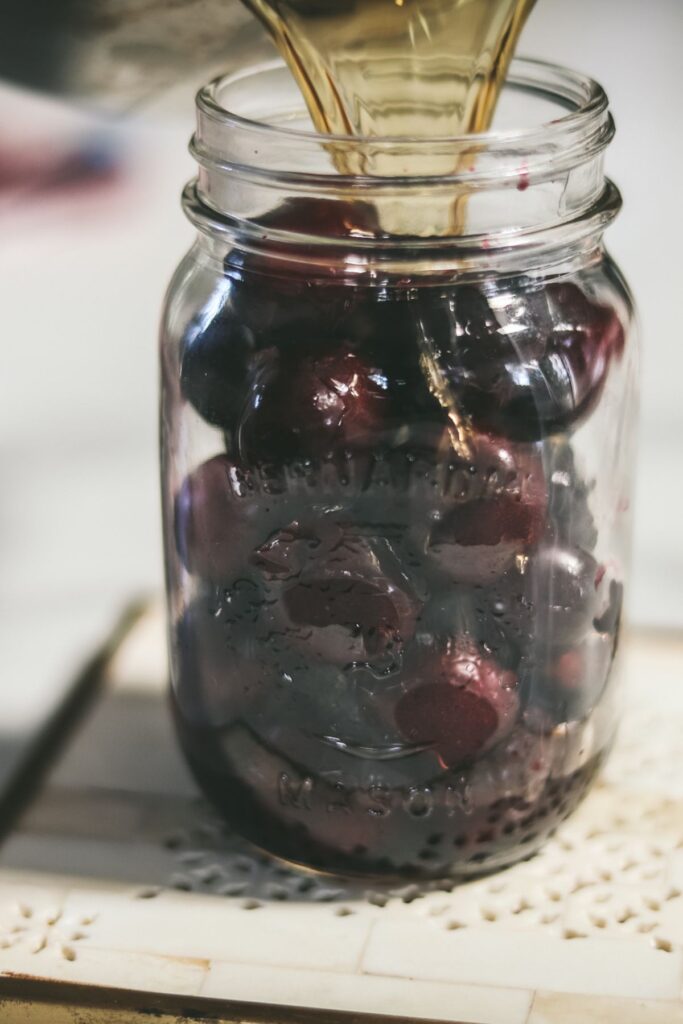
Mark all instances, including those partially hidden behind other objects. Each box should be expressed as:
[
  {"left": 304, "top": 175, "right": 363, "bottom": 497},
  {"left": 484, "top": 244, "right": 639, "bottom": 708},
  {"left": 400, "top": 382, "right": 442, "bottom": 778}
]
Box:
[
  {"left": 160, "top": 243, "right": 225, "bottom": 353},
  {"left": 577, "top": 250, "right": 637, "bottom": 331}
]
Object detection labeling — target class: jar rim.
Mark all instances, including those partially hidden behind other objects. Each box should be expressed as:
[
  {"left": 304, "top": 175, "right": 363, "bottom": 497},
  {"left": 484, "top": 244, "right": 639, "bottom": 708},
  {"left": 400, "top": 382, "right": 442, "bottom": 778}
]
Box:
[
  {"left": 197, "top": 56, "right": 609, "bottom": 154},
  {"left": 188, "top": 56, "right": 619, "bottom": 274}
]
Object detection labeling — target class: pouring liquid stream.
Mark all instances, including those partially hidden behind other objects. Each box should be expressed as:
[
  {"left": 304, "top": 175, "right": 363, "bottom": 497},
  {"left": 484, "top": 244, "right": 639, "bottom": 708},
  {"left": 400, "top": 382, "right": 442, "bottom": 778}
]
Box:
[{"left": 240, "top": 0, "right": 536, "bottom": 233}]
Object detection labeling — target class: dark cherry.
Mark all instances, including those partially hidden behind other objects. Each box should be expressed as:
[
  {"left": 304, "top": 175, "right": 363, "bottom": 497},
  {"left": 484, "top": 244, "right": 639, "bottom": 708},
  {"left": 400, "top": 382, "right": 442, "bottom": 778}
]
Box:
[
  {"left": 225, "top": 200, "right": 452, "bottom": 456},
  {"left": 345, "top": 291, "right": 450, "bottom": 430},
  {"left": 251, "top": 520, "right": 326, "bottom": 582},
  {"left": 429, "top": 281, "right": 625, "bottom": 440},
  {"left": 528, "top": 544, "right": 600, "bottom": 647},
  {"left": 594, "top": 578, "right": 624, "bottom": 640},
  {"left": 174, "top": 593, "right": 361, "bottom": 741},
  {"left": 179, "top": 281, "right": 257, "bottom": 431},
  {"left": 235, "top": 195, "right": 385, "bottom": 248},
  {"left": 394, "top": 641, "right": 519, "bottom": 769},
  {"left": 237, "top": 349, "right": 392, "bottom": 464},
  {"left": 220, "top": 198, "right": 386, "bottom": 356},
  {"left": 180, "top": 200, "right": 390, "bottom": 432},
  {"left": 521, "top": 631, "right": 613, "bottom": 724},
  {"left": 480, "top": 543, "right": 599, "bottom": 658},
  {"left": 176, "top": 455, "right": 242, "bottom": 581},
  {"left": 266, "top": 529, "right": 420, "bottom": 668},
  {"left": 174, "top": 596, "right": 267, "bottom": 728},
  {"left": 545, "top": 438, "right": 598, "bottom": 551},
  {"left": 176, "top": 588, "right": 375, "bottom": 745},
  {"left": 426, "top": 432, "right": 547, "bottom": 584},
  {"left": 467, "top": 724, "right": 554, "bottom": 809},
  {"left": 474, "top": 615, "right": 525, "bottom": 673},
  {"left": 550, "top": 633, "right": 614, "bottom": 717},
  {"left": 175, "top": 455, "right": 288, "bottom": 582}
]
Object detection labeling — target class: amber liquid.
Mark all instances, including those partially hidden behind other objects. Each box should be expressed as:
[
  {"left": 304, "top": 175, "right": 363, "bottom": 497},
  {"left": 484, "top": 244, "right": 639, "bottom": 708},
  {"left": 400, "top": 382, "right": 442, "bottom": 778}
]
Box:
[
  {"left": 241, "top": 0, "right": 535, "bottom": 138},
  {"left": 240, "top": 0, "right": 534, "bottom": 232}
]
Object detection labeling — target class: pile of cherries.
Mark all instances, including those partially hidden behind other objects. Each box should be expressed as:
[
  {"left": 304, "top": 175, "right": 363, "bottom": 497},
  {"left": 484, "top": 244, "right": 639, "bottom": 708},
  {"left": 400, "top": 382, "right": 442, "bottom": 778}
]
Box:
[{"left": 170, "top": 200, "right": 625, "bottom": 877}]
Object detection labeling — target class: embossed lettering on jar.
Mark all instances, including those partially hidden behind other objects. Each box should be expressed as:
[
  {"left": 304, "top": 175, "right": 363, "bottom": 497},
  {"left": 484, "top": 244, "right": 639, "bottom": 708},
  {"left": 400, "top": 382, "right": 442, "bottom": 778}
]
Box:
[{"left": 160, "top": 59, "right": 638, "bottom": 879}]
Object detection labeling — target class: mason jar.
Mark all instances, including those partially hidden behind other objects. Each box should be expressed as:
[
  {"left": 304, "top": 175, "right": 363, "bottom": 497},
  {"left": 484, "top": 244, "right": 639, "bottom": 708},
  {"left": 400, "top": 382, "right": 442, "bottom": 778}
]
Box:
[{"left": 159, "top": 58, "right": 637, "bottom": 879}]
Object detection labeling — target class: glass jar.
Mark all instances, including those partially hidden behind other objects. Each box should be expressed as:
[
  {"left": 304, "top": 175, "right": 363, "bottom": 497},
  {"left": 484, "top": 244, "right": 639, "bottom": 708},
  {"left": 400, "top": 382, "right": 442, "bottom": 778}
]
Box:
[{"left": 160, "top": 58, "right": 637, "bottom": 880}]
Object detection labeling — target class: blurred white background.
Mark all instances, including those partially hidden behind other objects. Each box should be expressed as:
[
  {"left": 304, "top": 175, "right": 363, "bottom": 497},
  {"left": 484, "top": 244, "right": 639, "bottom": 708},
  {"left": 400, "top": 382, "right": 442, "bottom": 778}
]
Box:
[{"left": 1, "top": 0, "right": 681, "bottom": 766}]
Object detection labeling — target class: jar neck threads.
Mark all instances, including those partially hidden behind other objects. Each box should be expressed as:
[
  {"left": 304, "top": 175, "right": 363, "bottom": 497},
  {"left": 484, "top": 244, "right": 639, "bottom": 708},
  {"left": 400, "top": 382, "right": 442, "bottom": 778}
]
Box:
[{"left": 185, "top": 57, "right": 620, "bottom": 277}]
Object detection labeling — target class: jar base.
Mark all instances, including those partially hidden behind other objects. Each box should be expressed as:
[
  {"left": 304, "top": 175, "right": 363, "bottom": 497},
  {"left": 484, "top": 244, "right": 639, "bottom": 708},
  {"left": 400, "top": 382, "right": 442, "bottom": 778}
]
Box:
[{"left": 172, "top": 699, "right": 608, "bottom": 883}]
